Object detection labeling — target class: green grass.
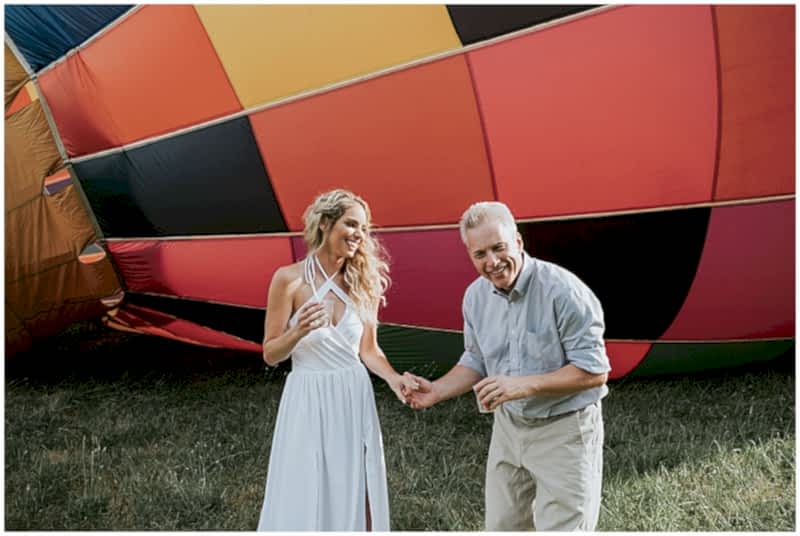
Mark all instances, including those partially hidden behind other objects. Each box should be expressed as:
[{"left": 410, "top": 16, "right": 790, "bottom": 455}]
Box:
[{"left": 4, "top": 322, "right": 795, "bottom": 530}]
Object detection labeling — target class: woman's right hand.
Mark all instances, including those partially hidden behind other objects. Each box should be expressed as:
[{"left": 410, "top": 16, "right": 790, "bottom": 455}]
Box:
[{"left": 294, "top": 300, "right": 328, "bottom": 338}]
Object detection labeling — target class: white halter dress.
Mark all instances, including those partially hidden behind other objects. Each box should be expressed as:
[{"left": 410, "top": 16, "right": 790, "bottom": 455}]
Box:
[{"left": 257, "top": 256, "right": 390, "bottom": 531}]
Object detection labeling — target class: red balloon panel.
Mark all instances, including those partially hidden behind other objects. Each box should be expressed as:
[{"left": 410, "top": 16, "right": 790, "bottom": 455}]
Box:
[
  {"left": 250, "top": 55, "right": 494, "bottom": 231},
  {"left": 713, "top": 5, "right": 795, "bottom": 200},
  {"left": 114, "top": 304, "right": 261, "bottom": 352},
  {"left": 468, "top": 5, "right": 717, "bottom": 218},
  {"left": 39, "top": 5, "right": 241, "bottom": 157},
  {"left": 379, "top": 228, "right": 476, "bottom": 331},
  {"left": 108, "top": 237, "right": 293, "bottom": 308},
  {"left": 605, "top": 341, "right": 652, "bottom": 380},
  {"left": 661, "top": 200, "right": 794, "bottom": 340}
]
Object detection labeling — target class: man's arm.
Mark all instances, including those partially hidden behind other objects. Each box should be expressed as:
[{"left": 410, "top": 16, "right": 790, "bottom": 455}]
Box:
[
  {"left": 476, "top": 276, "right": 610, "bottom": 411},
  {"left": 474, "top": 364, "right": 607, "bottom": 411}
]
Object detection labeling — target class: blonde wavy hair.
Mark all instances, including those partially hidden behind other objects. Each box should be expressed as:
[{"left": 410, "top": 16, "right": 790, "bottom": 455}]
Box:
[{"left": 302, "top": 189, "right": 391, "bottom": 320}]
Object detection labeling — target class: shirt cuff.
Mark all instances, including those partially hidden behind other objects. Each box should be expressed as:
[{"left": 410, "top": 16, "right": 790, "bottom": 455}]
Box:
[
  {"left": 457, "top": 351, "right": 486, "bottom": 377},
  {"left": 565, "top": 348, "right": 612, "bottom": 374}
]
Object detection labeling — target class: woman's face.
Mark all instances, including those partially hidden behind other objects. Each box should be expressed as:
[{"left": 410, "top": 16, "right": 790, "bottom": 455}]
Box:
[{"left": 322, "top": 203, "right": 368, "bottom": 258}]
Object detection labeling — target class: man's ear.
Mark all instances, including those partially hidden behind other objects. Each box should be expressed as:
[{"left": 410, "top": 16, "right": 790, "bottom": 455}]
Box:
[{"left": 516, "top": 231, "right": 524, "bottom": 250}]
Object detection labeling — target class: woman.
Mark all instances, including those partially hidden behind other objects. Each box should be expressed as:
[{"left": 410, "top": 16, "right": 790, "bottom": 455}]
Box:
[{"left": 257, "top": 189, "right": 417, "bottom": 531}]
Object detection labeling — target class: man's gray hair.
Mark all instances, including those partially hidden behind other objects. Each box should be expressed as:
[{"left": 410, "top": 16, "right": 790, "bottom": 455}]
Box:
[{"left": 459, "top": 201, "right": 518, "bottom": 244}]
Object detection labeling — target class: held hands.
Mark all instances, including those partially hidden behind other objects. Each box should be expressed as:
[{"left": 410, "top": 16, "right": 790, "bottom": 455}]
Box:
[
  {"left": 294, "top": 301, "right": 328, "bottom": 338},
  {"left": 473, "top": 375, "right": 533, "bottom": 412},
  {"left": 389, "top": 373, "right": 421, "bottom": 405},
  {"left": 402, "top": 372, "right": 439, "bottom": 410}
]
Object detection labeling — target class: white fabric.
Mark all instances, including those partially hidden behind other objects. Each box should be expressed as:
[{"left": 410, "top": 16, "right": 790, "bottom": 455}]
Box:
[{"left": 257, "top": 256, "right": 390, "bottom": 531}]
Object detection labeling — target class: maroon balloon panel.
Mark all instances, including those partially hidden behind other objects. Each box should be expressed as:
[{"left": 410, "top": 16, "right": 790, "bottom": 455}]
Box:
[
  {"left": 379, "top": 229, "right": 476, "bottom": 331},
  {"left": 662, "top": 201, "right": 794, "bottom": 340}
]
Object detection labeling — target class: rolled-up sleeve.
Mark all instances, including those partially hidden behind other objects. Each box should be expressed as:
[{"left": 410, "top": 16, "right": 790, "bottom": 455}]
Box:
[
  {"left": 555, "top": 284, "right": 611, "bottom": 375},
  {"left": 456, "top": 294, "right": 487, "bottom": 377}
]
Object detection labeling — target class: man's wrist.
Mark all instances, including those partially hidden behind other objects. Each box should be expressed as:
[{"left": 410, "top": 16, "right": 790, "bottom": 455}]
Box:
[{"left": 525, "top": 375, "right": 542, "bottom": 397}]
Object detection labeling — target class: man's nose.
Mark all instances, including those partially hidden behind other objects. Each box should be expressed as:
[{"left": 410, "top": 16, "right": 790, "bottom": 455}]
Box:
[{"left": 485, "top": 251, "right": 499, "bottom": 266}]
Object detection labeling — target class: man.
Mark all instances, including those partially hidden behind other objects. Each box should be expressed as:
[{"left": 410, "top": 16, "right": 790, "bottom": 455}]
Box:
[{"left": 404, "top": 201, "right": 610, "bottom": 531}]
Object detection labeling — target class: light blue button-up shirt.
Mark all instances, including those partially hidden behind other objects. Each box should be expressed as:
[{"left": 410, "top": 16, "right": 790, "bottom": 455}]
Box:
[{"left": 457, "top": 252, "right": 611, "bottom": 418}]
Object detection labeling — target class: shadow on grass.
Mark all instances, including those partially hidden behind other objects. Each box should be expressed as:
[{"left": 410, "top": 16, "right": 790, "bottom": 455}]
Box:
[{"left": 6, "top": 321, "right": 286, "bottom": 386}]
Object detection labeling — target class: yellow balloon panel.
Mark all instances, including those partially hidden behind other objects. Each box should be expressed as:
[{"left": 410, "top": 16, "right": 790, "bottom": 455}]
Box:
[{"left": 195, "top": 4, "right": 462, "bottom": 108}]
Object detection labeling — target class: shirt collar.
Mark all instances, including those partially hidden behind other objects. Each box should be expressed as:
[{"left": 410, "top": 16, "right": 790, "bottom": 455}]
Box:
[{"left": 491, "top": 251, "right": 535, "bottom": 300}]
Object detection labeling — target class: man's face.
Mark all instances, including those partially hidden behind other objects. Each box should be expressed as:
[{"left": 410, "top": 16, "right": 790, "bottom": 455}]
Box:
[{"left": 464, "top": 219, "right": 524, "bottom": 292}]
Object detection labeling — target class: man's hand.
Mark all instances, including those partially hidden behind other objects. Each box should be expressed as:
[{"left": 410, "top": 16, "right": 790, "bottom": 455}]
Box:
[
  {"left": 403, "top": 372, "right": 440, "bottom": 409},
  {"left": 474, "top": 375, "right": 535, "bottom": 411}
]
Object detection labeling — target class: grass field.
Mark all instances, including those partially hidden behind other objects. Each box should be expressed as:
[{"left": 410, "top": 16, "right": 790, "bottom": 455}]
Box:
[{"left": 4, "top": 322, "right": 796, "bottom": 531}]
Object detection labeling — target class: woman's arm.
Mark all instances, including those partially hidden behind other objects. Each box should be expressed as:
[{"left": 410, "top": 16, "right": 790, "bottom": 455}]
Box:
[
  {"left": 359, "top": 312, "right": 418, "bottom": 403},
  {"left": 262, "top": 267, "right": 327, "bottom": 366}
]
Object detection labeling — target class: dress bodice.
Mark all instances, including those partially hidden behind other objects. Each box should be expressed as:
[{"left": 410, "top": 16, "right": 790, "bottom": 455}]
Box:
[{"left": 288, "top": 256, "right": 363, "bottom": 371}]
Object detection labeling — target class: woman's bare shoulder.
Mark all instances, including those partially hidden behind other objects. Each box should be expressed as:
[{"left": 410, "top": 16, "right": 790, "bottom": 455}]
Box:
[{"left": 272, "top": 260, "right": 306, "bottom": 288}]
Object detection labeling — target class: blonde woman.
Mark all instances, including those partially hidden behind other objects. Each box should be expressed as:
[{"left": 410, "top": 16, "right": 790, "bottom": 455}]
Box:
[{"left": 257, "top": 189, "right": 417, "bottom": 531}]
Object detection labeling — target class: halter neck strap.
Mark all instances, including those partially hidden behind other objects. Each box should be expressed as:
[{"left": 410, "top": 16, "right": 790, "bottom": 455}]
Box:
[{"left": 305, "top": 255, "right": 349, "bottom": 304}]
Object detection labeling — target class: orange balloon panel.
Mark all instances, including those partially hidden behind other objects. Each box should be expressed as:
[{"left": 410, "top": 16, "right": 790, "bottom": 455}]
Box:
[
  {"left": 468, "top": 5, "right": 717, "bottom": 218},
  {"left": 250, "top": 55, "right": 494, "bottom": 230},
  {"left": 39, "top": 5, "right": 241, "bottom": 157},
  {"left": 713, "top": 5, "right": 795, "bottom": 200}
]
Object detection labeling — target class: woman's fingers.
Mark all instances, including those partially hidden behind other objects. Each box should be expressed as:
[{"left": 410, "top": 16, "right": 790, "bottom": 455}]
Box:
[{"left": 298, "top": 303, "right": 327, "bottom": 333}]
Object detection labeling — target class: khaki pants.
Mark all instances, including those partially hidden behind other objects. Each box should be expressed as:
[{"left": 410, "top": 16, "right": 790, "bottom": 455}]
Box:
[{"left": 485, "top": 402, "right": 604, "bottom": 531}]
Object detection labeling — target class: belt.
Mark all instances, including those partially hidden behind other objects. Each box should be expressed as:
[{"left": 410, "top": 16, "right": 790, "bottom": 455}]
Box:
[{"left": 506, "top": 401, "right": 597, "bottom": 426}]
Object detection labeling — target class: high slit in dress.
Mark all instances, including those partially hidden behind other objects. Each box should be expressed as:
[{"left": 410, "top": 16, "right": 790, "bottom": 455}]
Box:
[{"left": 257, "top": 256, "right": 390, "bottom": 531}]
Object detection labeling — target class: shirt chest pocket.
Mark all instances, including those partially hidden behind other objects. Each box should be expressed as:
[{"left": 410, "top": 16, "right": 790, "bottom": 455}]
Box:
[{"left": 522, "top": 330, "right": 564, "bottom": 373}]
